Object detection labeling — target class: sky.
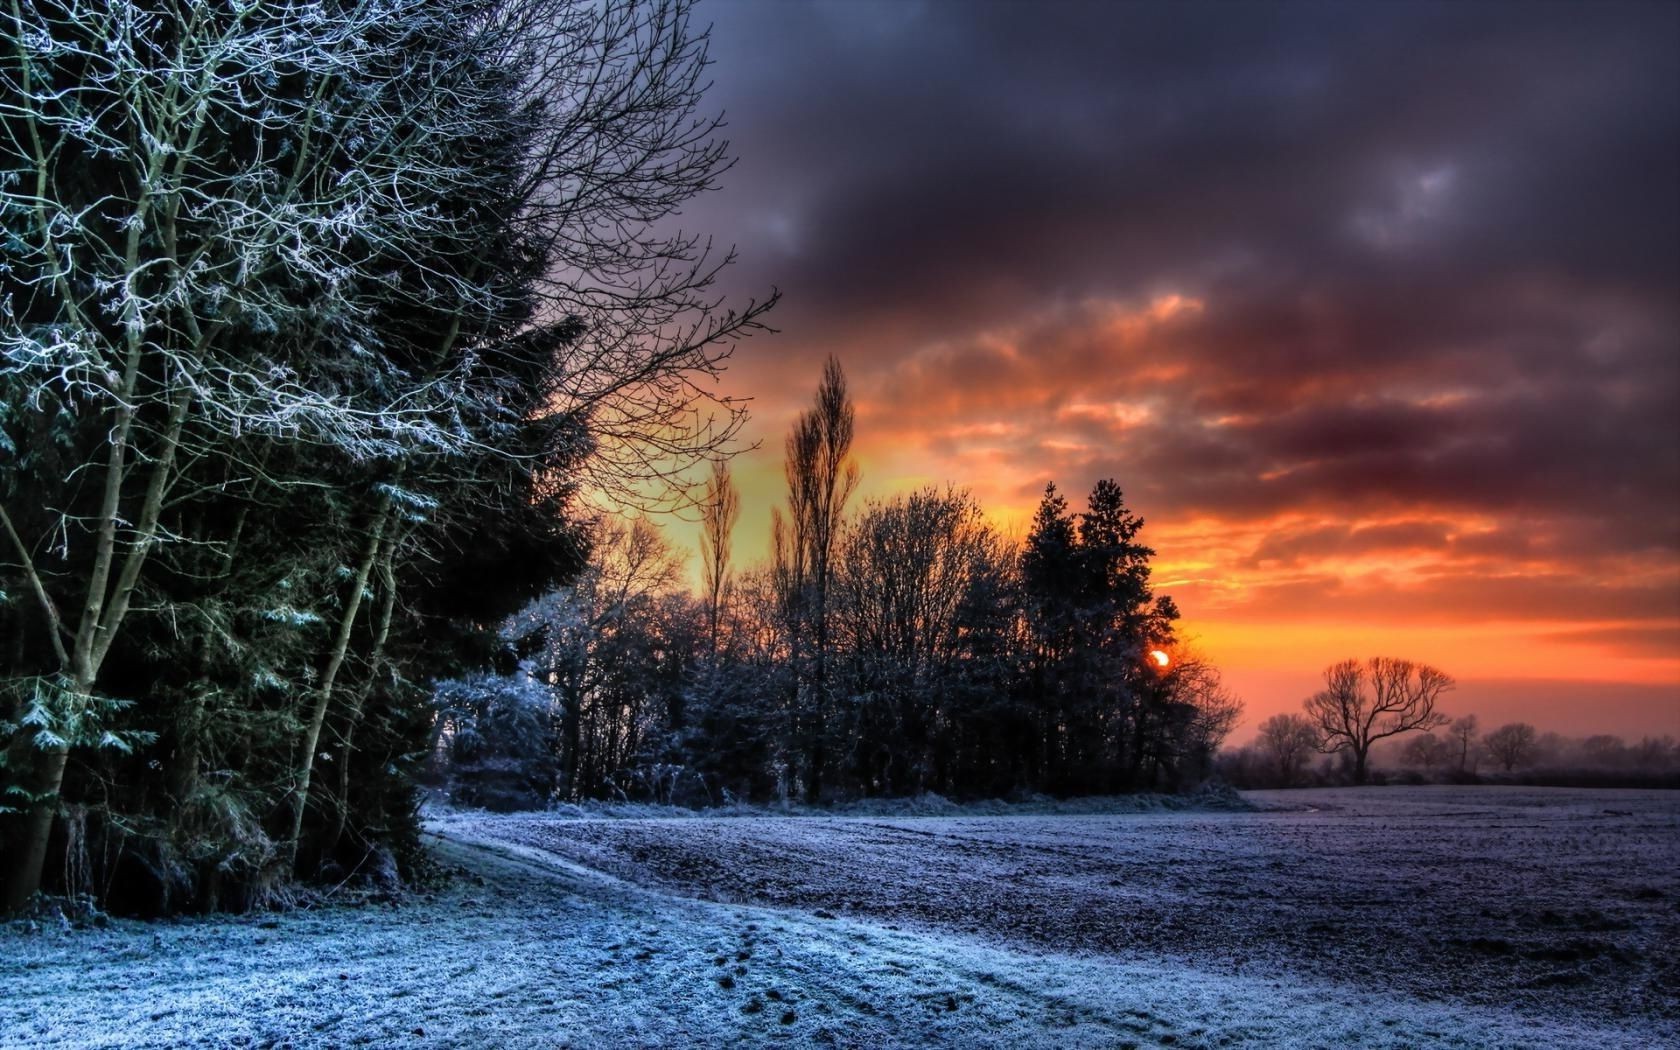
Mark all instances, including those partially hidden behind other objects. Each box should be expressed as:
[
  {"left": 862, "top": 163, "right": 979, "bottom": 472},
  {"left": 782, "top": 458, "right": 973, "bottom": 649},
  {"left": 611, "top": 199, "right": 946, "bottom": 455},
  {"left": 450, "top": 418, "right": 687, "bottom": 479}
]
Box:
[{"left": 660, "top": 0, "right": 1679, "bottom": 740}]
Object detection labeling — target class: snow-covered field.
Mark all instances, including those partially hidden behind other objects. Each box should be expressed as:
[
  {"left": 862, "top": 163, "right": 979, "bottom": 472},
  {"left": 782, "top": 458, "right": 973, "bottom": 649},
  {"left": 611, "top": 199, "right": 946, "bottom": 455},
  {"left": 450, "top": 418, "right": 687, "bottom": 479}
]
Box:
[{"left": 4, "top": 786, "right": 1676, "bottom": 1048}]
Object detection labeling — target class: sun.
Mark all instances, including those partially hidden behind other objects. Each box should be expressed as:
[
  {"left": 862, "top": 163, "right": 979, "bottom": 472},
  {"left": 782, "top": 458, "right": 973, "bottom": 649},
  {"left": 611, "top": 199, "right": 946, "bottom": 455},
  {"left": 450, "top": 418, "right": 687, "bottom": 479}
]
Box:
[{"left": 1149, "top": 649, "right": 1171, "bottom": 669}]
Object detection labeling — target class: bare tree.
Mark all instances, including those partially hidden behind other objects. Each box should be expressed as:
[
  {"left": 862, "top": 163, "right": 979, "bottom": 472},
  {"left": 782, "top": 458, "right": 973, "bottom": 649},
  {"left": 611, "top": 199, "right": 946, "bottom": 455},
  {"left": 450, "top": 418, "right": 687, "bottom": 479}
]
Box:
[
  {"left": 1160, "top": 651, "right": 1244, "bottom": 783},
  {"left": 1304, "top": 657, "right": 1453, "bottom": 784},
  {"left": 1257, "top": 713, "right": 1322, "bottom": 787},
  {"left": 473, "top": 0, "right": 781, "bottom": 511},
  {"left": 833, "top": 487, "right": 1004, "bottom": 794},
  {"left": 1483, "top": 722, "right": 1538, "bottom": 773},
  {"left": 1400, "top": 732, "right": 1451, "bottom": 771},
  {"left": 699, "top": 460, "right": 740, "bottom": 655},
  {"left": 1448, "top": 715, "right": 1481, "bottom": 774},
  {"left": 778, "top": 356, "right": 859, "bottom": 801},
  {"left": 512, "top": 517, "right": 685, "bottom": 799}
]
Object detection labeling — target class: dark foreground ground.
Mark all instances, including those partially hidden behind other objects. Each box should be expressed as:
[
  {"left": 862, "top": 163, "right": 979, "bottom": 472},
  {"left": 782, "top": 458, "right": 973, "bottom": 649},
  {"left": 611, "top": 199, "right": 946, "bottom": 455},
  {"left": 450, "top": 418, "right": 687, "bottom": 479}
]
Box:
[{"left": 3, "top": 786, "right": 1676, "bottom": 1048}]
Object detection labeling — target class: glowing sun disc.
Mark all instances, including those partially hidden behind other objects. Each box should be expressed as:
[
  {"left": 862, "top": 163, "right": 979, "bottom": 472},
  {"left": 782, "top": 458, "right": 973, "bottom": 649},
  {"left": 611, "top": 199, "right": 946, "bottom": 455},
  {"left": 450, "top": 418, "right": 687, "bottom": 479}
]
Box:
[{"left": 1149, "top": 649, "right": 1170, "bottom": 668}]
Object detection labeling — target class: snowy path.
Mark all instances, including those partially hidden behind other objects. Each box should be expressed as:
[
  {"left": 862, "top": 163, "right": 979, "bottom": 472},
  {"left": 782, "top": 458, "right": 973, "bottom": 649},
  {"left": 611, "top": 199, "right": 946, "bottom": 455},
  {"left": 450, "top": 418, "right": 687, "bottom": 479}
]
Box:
[{"left": 3, "top": 788, "right": 1676, "bottom": 1047}]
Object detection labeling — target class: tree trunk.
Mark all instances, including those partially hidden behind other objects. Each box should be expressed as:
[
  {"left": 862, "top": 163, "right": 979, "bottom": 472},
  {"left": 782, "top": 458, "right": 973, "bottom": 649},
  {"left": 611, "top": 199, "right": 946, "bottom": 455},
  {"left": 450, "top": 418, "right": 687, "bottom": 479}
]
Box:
[
  {"left": 284, "top": 501, "right": 391, "bottom": 874},
  {"left": 3, "top": 741, "right": 72, "bottom": 911},
  {"left": 322, "top": 537, "right": 399, "bottom": 858}
]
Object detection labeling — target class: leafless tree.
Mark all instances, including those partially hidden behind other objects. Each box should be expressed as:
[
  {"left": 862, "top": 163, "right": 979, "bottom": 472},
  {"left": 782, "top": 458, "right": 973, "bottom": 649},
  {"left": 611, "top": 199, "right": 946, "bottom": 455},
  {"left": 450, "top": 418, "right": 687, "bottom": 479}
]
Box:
[
  {"left": 1400, "top": 732, "right": 1451, "bottom": 770},
  {"left": 1448, "top": 715, "right": 1481, "bottom": 774},
  {"left": 776, "top": 356, "right": 858, "bottom": 801},
  {"left": 1483, "top": 722, "right": 1538, "bottom": 773},
  {"left": 833, "top": 487, "right": 1005, "bottom": 793},
  {"left": 504, "top": 0, "right": 779, "bottom": 510},
  {"left": 1257, "top": 713, "right": 1321, "bottom": 786},
  {"left": 512, "top": 517, "right": 685, "bottom": 799},
  {"left": 1160, "top": 651, "right": 1244, "bottom": 781},
  {"left": 1304, "top": 657, "right": 1453, "bottom": 784},
  {"left": 699, "top": 460, "right": 740, "bottom": 655}
]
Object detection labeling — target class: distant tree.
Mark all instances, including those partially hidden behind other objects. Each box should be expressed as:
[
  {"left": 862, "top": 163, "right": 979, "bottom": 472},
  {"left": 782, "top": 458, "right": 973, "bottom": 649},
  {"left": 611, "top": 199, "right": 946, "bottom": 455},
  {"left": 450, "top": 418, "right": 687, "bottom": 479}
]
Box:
[
  {"left": 1400, "top": 732, "right": 1451, "bottom": 771},
  {"left": 1258, "top": 713, "right": 1321, "bottom": 786},
  {"left": 1483, "top": 722, "right": 1538, "bottom": 773},
  {"left": 1304, "top": 657, "right": 1453, "bottom": 784},
  {"left": 1580, "top": 734, "right": 1627, "bottom": 767},
  {"left": 699, "top": 460, "right": 741, "bottom": 655},
  {"left": 1448, "top": 715, "right": 1481, "bottom": 774},
  {"left": 1158, "top": 652, "right": 1243, "bottom": 786},
  {"left": 1634, "top": 736, "right": 1678, "bottom": 771}
]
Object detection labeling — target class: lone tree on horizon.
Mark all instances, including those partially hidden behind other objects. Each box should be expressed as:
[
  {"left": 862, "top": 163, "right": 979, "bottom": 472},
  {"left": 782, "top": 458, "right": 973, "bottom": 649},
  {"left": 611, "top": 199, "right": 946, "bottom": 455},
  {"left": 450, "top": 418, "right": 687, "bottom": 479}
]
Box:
[{"left": 1305, "top": 657, "right": 1453, "bottom": 783}]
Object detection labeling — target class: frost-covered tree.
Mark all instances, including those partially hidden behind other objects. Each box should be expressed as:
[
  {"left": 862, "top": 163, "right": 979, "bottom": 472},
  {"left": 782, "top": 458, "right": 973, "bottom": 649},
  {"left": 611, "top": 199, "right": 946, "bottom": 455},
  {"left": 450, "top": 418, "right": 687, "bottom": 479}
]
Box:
[
  {"left": 2, "top": 0, "right": 525, "bottom": 908},
  {"left": 430, "top": 670, "right": 559, "bottom": 811},
  {"left": 500, "top": 517, "right": 692, "bottom": 801}
]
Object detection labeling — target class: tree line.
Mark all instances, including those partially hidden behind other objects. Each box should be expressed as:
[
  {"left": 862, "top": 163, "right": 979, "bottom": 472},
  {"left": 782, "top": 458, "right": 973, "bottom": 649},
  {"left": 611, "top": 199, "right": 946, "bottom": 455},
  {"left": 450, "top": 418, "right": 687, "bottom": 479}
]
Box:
[
  {"left": 0, "top": 0, "right": 770, "bottom": 914},
  {"left": 432, "top": 359, "right": 1243, "bottom": 810},
  {"left": 1223, "top": 663, "right": 1679, "bottom": 788}
]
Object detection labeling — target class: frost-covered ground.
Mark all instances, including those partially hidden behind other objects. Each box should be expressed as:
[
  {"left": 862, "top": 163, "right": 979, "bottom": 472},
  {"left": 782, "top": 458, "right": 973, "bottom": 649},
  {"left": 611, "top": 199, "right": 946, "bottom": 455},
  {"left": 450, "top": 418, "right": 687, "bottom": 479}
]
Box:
[{"left": 4, "top": 787, "right": 1676, "bottom": 1048}]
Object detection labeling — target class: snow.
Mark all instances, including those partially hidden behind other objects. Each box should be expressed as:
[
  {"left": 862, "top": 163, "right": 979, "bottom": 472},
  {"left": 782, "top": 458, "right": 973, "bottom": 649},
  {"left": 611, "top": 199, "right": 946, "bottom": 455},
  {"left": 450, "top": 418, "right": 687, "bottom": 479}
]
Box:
[{"left": 4, "top": 786, "right": 1675, "bottom": 1048}]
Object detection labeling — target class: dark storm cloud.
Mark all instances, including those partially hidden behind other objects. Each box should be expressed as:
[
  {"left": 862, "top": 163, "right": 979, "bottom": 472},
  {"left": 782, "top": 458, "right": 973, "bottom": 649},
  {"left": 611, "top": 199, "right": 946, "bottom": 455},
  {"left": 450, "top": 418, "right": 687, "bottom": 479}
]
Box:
[{"left": 700, "top": 0, "right": 1677, "bottom": 328}]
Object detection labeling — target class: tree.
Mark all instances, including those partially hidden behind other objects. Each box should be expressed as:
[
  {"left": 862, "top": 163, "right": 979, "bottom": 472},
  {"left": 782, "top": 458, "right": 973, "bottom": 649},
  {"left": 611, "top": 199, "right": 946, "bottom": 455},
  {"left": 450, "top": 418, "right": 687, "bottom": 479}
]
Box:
[
  {"left": 1580, "top": 735, "right": 1627, "bottom": 767},
  {"left": 511, "top": 518, "right": 686, "bottom": 800},
  {"left": 2, "top": 0, "right": 527, "bottom": 908},
  {"left": 1400, "top": 732, "right": 1451, "bottom": 771},
  {"left": 1482, "top": 722, "right": 1537, "bottom": 773},
  {"left": 1153, "top": 650, "right": 1242, "bottom": 787},
  {"left": 775, "top": 356, "right": 858, "bottom": 802},
  {"left": 1448, "top": 715, "right": 1481, "bottom": 774},
  {"left": 699, "top": 460, "right": 740, "bottom": 655},
  {"left": 1018, "top": 479, "right": 1176, "bottom": 792},
  {"left": 1258, "top": 713, "right": 1321, "bottom": 787},
  {"left": 1019, "top": 484, "right": 1081, "bottom": 786},
  {"left": 832, "top": 487, "right": 1007, "bottom": 795},
  {"left": 1304, "top": 657, "right": 1453, "bottom": 784}
]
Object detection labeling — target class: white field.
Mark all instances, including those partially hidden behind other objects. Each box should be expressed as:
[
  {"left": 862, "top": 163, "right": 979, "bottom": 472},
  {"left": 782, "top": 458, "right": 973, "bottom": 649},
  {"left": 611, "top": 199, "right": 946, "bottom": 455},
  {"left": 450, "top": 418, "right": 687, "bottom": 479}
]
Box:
[{"left": 3, "top": 786, "right": 1676, "bottom": 1048}]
